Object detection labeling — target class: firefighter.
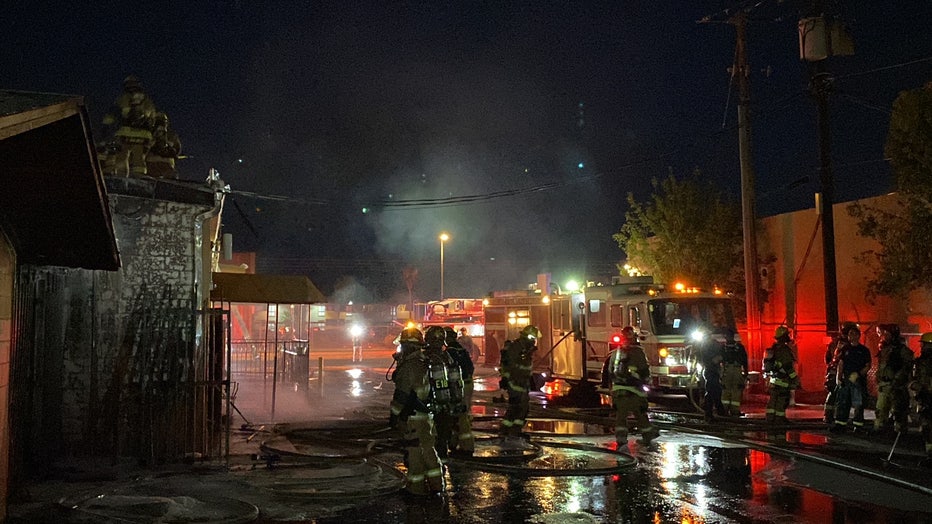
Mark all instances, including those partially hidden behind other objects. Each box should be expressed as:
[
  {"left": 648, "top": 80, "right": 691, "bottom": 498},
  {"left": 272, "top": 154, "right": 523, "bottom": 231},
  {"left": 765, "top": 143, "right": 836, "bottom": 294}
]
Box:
[
  {"left": 423, "top": 326, "right": 463, "bottom": 460},
  {"left": 388, "top": 326, "right": 444, "bottom": 495},
  {"left": 874, "top": 324, "right": 914, "bottom": 434},
  {"left": 720, "top": 327, "right": 749, "bottom": 417},
  {"left": 444, "top": 326, "right": 475, "bottom": 456},
  {"left": 830, "top": 325, "right": 871, "bottom": 433},
  {"left": 146, "top": 112, "right": 181, "bottom": 178},
  {"left": 908, "top": 333, "right": 932, "bottom": 467},
  {"left": 824, "top": 322, "right": 858, "bottom": 425},
  {"left": 101, "top": 76, "right": 158, "bottom": 177},
  {"left": 600, "top": 326, "right": 659, "bottom": 445},
  {"left": 762, "top": 326, "right": 798, "bottom": 424},
  {"left": 499, "top": 325, "right": 540, "bottom": 437},
  {"left": 699, "top": 329, "right": 726, "bottom": 422}
]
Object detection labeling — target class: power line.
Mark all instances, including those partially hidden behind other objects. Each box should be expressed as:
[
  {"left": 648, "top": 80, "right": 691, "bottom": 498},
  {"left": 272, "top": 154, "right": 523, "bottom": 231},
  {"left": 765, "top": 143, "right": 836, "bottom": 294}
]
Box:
[{"left": 836, "top": 55, "right": 932, "bottom": 80}]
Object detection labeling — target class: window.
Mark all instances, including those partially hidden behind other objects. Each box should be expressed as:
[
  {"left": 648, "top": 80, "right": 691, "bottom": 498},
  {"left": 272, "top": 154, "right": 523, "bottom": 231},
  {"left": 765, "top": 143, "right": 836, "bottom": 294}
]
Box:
[
  {"left": 647, "top": 298, "right": 735, "bottom": 336},
  {"left": 588, "top": 300, "right": 606, "bottom": 327},
  {"left": 629, "top": 306, "right": 641, "bottom": 329},
  {"left": 610, "top": 304, "right": 624, "bottom": 327}
]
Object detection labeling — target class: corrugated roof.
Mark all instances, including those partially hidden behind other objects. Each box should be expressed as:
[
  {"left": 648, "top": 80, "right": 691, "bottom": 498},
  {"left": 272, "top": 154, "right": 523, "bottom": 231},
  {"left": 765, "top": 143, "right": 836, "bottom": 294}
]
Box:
[{"left": 0, "top": 90, "right": 120, "bottom": 270}]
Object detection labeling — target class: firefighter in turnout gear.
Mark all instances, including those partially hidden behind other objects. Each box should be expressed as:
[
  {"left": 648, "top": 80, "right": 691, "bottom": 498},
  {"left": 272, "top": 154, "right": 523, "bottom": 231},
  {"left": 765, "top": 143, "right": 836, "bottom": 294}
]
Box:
[
  {"left": 763, "top": 326, "right": 798, "bottom": 423},
  {"left": 824, "top": 322, "right": 858, "bottom": 424},
  {"left": 388, "top": 327, "right": 444, "bottom": 495},
  {"left": 908, "top": 333, "right": 932, "bottom": 467},
  {"left": 600, "top": 327, "right": 659, "bottom": 445},
  {"left": 699, "top": 329, "right": 726, "bottom": 422},
  {"left": 146, "top": 112, "right": 182, "bottom": 178},
  {"left": 874, "top": 324, "right": 914, "bottom": 434},
  {"left": 100, "top": 76, "right": 158, "bottom": 177},
  {"left": 444, "top": 326, "right": 475, "bottom": 456},
  {"left": 831, "top": 325, "right": 871, "bottom": 433},
  {"left": 720, "top": 327, "right": 749, "bottom": 417},
  {"left": 499, "top": 325, "right": 539, "bottom": 436},
  {"left": 423, "top": 326, "right": 465, "bottom": 459}
]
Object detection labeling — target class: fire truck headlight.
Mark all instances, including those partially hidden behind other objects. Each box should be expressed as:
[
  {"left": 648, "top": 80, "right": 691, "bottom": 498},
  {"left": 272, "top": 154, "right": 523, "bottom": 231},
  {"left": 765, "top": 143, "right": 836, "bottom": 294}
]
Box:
[
  {"left": 690, "top": 330, "right": 705, "bottom": 342},
  {"left": 664, "top": 356, "right": 677, "bottom": 367},
  {"left": 658, "top": 347, "right": 669, "bottom": 358}
]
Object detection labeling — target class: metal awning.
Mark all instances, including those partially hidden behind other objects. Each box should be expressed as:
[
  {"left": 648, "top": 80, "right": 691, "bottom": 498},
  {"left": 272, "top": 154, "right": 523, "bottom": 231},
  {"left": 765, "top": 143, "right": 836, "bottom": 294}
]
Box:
[
  {"left": 0, "top": 90, "right": 120, "bottom": 270},
  {"left": 211, "top": 272, "right": 326, "bottom": 304}
]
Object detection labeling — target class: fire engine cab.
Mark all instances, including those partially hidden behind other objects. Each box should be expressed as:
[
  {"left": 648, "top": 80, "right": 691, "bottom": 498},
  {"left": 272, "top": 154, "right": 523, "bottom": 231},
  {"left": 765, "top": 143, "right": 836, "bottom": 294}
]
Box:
[{"left": 482, "top": 276, "right": 738, "bottom": 403}]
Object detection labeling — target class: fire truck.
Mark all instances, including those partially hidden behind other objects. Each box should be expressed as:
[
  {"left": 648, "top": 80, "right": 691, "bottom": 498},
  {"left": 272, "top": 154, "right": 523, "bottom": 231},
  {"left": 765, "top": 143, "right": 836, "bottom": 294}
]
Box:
[
  {"left": 395, "top": 298, "right": 486, "bottom": 351},
  {"left": 482, "top": 276, "right": 739, "bottom": 403}
]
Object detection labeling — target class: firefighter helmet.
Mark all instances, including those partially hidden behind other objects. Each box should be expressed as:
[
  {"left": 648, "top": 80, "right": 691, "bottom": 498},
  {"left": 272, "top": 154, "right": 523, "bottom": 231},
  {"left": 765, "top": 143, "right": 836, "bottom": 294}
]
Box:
[
  {"left": 840, "top": 321, "right": 859, "bottom": 334},
  {"left": 443, "top": 326, "right": 458, "bottom": 345},
  {"left": 621, "top": 326, "right": 637, "bottom": 342},
  {"left": 424, "top": 325, "right": 447, "bottom": 346},
  {"left": 774, "top": 325, "right": 791, "bottom": 340},
  {"left": 921, "top": 332, "right": 932, "bottom": 345},
  {"left": 877, "top": 323, "right": 900, "bottom": 340},
  {"left": 520, "top": 325, "right": 542, "bottom": 341},
  {"left": 123, "top": 75, "right": 143, "bottom": 92},
  {"left": 399, "top": 326, "right": 423, "bottom": 344}
]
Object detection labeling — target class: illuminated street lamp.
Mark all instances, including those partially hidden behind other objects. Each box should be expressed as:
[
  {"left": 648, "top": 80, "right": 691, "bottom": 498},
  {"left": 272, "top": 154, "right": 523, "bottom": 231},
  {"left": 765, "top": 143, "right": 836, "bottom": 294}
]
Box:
[{"left": 439, "top": 232, "right": 450, "bottom": 299}]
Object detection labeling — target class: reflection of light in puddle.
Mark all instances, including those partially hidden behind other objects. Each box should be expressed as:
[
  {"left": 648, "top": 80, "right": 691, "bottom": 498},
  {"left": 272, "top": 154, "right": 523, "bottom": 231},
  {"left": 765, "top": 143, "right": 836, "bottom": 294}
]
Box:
[
  {"left": 350, "top": 380, "right": 362, "bottom": 397},
  {"left": 346, "top": 368, "right": 363, "bottom": 379},
  {"left": 566, "top": 478, "right": 584, "bottom": 513}
]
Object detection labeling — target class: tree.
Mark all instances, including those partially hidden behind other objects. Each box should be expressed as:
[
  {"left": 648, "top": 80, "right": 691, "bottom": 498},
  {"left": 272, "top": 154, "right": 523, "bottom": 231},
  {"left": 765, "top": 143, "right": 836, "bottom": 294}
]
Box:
[
  {"left": 402, "top": 266, "right": 419, "bottom": 311},
  {"left": 847, "top": 83, "right": 932, "bottom": 299},
  {"left": 612, "top": 170, "right": 744, "bottom": 292}
]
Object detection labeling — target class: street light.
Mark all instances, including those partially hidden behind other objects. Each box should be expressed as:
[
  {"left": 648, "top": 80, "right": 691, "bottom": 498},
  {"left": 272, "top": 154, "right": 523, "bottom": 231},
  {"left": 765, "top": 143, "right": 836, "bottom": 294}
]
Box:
[{"left": 439, "top": 232, "right": 450, "bottom": 299}]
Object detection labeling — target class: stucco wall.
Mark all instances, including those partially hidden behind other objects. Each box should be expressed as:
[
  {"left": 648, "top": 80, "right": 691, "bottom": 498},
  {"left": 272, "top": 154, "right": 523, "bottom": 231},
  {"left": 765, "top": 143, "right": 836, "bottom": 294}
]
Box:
[
  {"left": 0, "top": 231, "right": 14, "bottom": 520},
  {"left": 759, "top": 194, "right": 928, "bottom": 393}
]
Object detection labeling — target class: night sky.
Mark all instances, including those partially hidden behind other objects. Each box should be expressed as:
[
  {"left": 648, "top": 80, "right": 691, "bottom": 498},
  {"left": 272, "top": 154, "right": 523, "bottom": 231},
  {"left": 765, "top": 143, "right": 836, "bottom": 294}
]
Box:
[{"left": 4, "top": 2, "right": 930, "bottom": 302}]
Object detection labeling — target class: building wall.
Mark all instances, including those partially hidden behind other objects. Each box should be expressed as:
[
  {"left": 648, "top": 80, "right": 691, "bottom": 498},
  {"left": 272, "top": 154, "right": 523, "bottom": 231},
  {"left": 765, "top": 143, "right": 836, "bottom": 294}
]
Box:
[
  {"left": 0, "top": 231, "right": 14, "bottom": 520},
  {"left": 759, "top": 194, "right": 929, "bottom": 393},
  {"left": 22, "top": 191, "right": 221, "bottom": 461}
]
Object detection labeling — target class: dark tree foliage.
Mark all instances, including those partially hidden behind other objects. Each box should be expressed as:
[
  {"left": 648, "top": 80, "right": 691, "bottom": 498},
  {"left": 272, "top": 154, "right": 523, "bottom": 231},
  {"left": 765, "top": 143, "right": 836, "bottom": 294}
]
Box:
[
  {"left": 848, "top": 83, "right": 932, "bottom": 299},
  {"left": 612, "top": 171, "right": 745, "bottom": 293}
]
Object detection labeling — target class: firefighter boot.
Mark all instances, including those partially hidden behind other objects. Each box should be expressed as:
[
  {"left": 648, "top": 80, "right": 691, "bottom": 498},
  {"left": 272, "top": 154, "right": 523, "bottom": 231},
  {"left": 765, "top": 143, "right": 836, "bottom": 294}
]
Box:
[{"left": 640, "top": 426, "right": 660, "bottom": 445}]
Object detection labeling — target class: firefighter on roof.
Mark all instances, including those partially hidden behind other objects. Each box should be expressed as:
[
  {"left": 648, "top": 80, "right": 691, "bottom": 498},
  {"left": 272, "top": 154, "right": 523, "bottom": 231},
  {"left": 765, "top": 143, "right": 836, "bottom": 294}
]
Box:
[
  {"left": 146, "top": 112, "right": 182, "bottom": 178},
  {"left": 601, "top": 326, "right": 659, "bottom": 445},
  {"left": 762, "top": 326, "right": 798, "bottom": 424},
  {"left": 499, "top": 325, "right": 539, "bottom": 437},
  {"left": 101, "top": 75, "right": 158, "bottom": 177},
  {"left": 389, "top": 326, "right": 444, "bottom": 495}
]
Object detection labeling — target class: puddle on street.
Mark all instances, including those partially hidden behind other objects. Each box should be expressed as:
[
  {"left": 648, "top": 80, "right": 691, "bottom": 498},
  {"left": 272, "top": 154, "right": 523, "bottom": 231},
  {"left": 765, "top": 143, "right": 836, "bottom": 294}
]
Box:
[{"left": 298, "top": 432, "right": 932, "bottom": 524}]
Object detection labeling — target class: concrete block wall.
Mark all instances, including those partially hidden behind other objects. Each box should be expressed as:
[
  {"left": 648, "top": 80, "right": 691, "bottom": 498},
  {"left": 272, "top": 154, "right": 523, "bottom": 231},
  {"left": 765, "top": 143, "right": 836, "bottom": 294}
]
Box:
[{"left": 55, "top": 193, "right": 213, "bottom": 449}]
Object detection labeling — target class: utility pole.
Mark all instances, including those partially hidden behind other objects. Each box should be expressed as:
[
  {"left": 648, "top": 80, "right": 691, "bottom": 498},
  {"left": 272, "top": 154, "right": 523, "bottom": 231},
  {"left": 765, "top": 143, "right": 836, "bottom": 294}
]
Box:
[
  {"left": 731, "top": 12, "right": 762, "bottom": 354},
  {"left": 799, "top": 6, "right": 853, "bottom": 334},
  {"left": 812, "top": 63, "right": 839, "bottom": 334}
]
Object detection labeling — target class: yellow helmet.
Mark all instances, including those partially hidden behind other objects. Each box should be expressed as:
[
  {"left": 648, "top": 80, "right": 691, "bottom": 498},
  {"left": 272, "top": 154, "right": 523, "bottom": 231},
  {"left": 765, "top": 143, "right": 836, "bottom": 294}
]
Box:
[
  {"left": 774, "top": 325, "right": 791, "bottom": 340},
  {"left": 400, "top": 327, "right": 423, "bottom": 344},
  {"left": 520, "top": 325, "right": 542, "bottom": 341},
  {"left": 921, "top": 332, "right": 932, "bottom": 345}
]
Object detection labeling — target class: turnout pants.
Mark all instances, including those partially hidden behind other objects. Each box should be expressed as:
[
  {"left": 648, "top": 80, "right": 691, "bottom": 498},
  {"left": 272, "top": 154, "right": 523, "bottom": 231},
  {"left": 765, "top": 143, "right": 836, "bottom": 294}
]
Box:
[
  {"left": 721, "top": 365, "right": 745, "bottom": 416},
  {"left": 612, "top": 389, "right": 658, "bottom": 444},
  {"left": 403, "top": 413, "right": 444, "bottom": 495}
]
